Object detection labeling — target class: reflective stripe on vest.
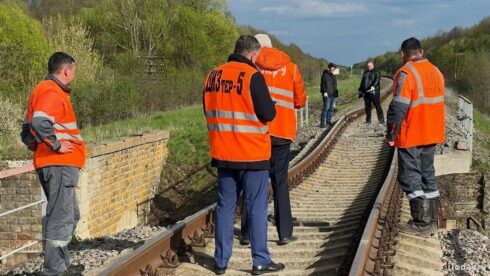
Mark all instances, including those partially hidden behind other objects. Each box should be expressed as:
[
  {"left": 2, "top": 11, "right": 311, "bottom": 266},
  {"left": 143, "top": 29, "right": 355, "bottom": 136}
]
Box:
[
  {"left": 53, "top": 122, "right": 79, "bottom": 130},
  {"left": 269, "top": 86, "right": 295, "bottom": 110},
  {"left": 32, "top": 111, "right": 55, "bottom": 122},
  {"left": 205, "top": 110, "right": 259, "bottom": 122},
  {"left": 55, "top": 133, "right": 84, "bottom": 141},
  {"left": 204, "top": 61, "right": 271, "bottom": 162},
  {"left": 205, "top": 110, "right": 268, "bottom": 134},
  {"left": 27, "top": 79, "right": 86, "bottom": 169},
  {"left": 392, "top": 59, "right": 445, "bottom": 148},
  {"left": 393, "top": 63, "right": 445, "bottom": 108},
  {"left": 207, "top": 123, "right": 268, "bottom": 134}
]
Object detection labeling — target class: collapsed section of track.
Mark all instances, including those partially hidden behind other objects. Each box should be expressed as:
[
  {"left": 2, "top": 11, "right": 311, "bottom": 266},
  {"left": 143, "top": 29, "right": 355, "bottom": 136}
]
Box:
[{"left": 101, "top": 79, "right": 400, "bottom": 276}]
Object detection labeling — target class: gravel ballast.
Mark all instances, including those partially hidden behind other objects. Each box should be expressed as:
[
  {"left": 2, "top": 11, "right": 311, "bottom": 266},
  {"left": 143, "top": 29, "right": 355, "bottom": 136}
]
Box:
[
  {"left": 6, "top": 226, "right": 166, "bottom": 275},
  {"left": 441, "top": 229, "right": 490, "bottom": 276}
]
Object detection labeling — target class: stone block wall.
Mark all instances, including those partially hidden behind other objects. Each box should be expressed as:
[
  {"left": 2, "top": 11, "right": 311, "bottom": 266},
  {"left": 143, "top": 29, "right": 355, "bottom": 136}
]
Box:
[
  {"left": 0, "top": 173, "right": 43, "bottom": 257},
  {"left": 76, "top": 132, "right": 169, "bottom": 239},
  {"left": 438, "top": 172, "right": 489, "bottom": 233},
  {"left": 0, "top": 131, "right": 169, "bottom": 266}
]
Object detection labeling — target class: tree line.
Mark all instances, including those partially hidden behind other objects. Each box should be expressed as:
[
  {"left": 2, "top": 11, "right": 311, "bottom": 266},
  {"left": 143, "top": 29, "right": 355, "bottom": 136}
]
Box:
[
  {"left": 0, "top": 0, "right": 327, "bottom": 131},
  {"left": 355, "top": 16, "right": 490, "bottom": 115}
]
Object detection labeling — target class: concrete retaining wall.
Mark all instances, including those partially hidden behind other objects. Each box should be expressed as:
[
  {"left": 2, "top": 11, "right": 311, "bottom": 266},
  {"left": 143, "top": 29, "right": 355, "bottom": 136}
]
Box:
[{"left": 435, "top": 150, "right": 472, "bottom": 176}]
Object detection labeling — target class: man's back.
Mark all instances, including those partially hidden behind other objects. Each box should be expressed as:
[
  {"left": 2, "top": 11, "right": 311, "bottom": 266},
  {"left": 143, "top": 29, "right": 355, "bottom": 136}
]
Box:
[{"left": 255, "top": 47, "right": 305, "bottom": 141}]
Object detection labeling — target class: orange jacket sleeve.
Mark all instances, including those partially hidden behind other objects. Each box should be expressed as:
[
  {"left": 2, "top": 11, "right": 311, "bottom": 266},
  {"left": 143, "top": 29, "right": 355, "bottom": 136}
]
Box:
[
  {"left": 292, "top": 63, "right": 306, "bottom": 108},
  {"left": 31, "top": 90, "right": 64, "bottom": 151}
]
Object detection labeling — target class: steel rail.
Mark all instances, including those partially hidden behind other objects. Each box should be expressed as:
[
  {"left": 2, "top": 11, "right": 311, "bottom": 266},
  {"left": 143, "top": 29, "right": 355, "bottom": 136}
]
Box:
[
  {"left": 101, "top": 77, "right": 396, "bottom": 275},
  {"left": 102, "top": 204, "right": 216, "bottom": 275},
  {"left": 348, "top": 150, "right": 399, "bottom": 275}
]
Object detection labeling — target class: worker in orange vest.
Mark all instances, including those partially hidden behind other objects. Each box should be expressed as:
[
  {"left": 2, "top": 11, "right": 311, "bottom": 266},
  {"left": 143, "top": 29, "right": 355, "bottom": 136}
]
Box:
[
  {"left": 240, "top": 33, "right": 306, "bottom": 247},
  {"left": 21, "top": 52, "right": 86, "bottom": 275},
  {"left": 386, "top": 37, "right": 445, "bottom": 236},
  {"left": 203, "top": 35, "right": 285, "bottom": 275}
]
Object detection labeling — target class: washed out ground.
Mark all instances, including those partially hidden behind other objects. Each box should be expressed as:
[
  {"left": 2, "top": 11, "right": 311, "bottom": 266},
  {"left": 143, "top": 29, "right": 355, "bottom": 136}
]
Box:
[
  {"left": 3, "top": 76, "right": 361, "bottom": 275},
  {"left": 5, "top": 78, "right": 490, "bottom": 275},
  {"left": 437, "top": 91, "right": 490, "bottom": 276}
]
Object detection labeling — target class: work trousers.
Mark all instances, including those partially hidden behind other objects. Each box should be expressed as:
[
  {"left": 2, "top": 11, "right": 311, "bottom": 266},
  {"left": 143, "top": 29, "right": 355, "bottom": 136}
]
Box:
[
  {"left": 363, "top": 92, "right": 384, "bottom": 123},
  {"left": 37, "top": 166, "right": 80, "bottom": 276},
  {"left": 214, "top": 169, "right": 271, "bottom": 267},
  {"left": 241, "top": 143, "right": 293, "bottom": 241},
  {"left": 397, "top": 145, "right": 440, "bottom": 200}
]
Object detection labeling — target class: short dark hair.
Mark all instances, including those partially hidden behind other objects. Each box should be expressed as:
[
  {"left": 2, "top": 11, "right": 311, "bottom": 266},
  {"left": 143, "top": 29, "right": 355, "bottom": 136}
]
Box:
[
  {"left": 234, "top": 35, "right": 261, "bottom": 55},
  {"left": 328, "top": 63, "right": 336, "bottom": 69},
  {"left": 48, "top": 52, "right": 75, "bottom": 74},
  {"left": 401, "top": 37, "right": 422, "bottom": 56}
]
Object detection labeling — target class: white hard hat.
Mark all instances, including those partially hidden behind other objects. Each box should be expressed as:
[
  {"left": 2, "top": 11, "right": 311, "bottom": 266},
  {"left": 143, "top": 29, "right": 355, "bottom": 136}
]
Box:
[{"left": 255, "top": 33, "right": 273, "bottom": 48}]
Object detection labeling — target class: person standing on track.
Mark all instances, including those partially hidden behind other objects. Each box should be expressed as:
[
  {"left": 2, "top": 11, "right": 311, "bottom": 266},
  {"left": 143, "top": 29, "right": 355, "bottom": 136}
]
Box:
[
  {"left": 358, "top": 61, "right": 385, "bottom": 125},
  {"left": 21, "top": 52, "right": 86, "bottom": 275},
  {"left": 203, "top": 35, "right": 285, "bottom": 275},
  {"left": 320, "top": 63, "right": 338, "bottom": 127},
  {"left": 386, "top": 37, "right": 445, "bottom": 236},
  {"left": 240, "top": 33, "right": 306, "bottom": 246}
]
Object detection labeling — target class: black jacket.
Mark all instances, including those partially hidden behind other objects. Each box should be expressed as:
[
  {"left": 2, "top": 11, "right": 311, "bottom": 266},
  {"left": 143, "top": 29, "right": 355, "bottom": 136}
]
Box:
[
  {"left": 205, "top": 53, "right": 276, "bottom": 170},
  {"left": 359, "top": 68, "right": 381, "bottom": 93},
  {"left": 320, "top": 70, "right": 338, "bottom": 98}
]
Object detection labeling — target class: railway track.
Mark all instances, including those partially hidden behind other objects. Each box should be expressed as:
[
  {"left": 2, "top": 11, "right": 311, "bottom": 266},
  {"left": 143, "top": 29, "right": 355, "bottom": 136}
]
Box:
[{"left": 99, "top": 78, "right": 430, "bottom": 275}]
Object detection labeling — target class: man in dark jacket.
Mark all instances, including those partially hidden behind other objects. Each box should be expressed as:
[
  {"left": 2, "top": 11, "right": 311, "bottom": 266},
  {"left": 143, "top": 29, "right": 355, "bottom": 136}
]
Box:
[
  {"left": 358, "top": 61, "right": 385, "bottom": 124},
  {"left": 203, "top": 35, "right": 285, "bottom": 275},
  {"left": 320, "top": 63, "right": 338, "bottom": 127}
]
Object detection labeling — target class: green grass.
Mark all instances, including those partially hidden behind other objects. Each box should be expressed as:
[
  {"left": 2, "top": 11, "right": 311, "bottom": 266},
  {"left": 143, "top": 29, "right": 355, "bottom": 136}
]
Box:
[
  {"left": 474, "top": 111, "right": 490, "bottom": 137},
  {"left": 0, "top": 77, "right": 362, "bottom": 192},
  {"left": 0, "top": 133, "right": 31, "bottom": 161},
  {"left": 306, "top": 75, "right": 361, "bottom": 105},
  {"left": 83, "top": 106, "right": 212, "bottom": 193},
  {"left": 472, "top": 110, "right": 490, "bottom": 172},
  {"left": 305, "top": 75, "right": 362, "bottom": 121}
]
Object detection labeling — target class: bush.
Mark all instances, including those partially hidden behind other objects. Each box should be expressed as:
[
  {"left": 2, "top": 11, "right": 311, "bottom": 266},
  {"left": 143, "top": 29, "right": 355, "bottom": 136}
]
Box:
[
  {"left": 139, "top": 68, "right": 205, "bottom": 112},
  {"left": 0, "top": 97, "right": 22, "bottom": 133},
  {"left": 43, "top": 15, "right": 104, "bottom": 84},
  {"left": 72, "top": 78, "right": 143, "bottom": 127},
  {"left": 457, "top": 51, "right": 490, "bottom": 114},
  {"left": 0, "top": 2, "right": 50, "bottom": 103}
]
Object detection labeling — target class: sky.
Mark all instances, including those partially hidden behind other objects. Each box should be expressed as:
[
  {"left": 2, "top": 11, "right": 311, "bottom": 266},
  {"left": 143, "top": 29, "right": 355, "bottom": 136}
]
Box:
[{"left": 228, "top": 0, "right": 490, "bottom": 66}]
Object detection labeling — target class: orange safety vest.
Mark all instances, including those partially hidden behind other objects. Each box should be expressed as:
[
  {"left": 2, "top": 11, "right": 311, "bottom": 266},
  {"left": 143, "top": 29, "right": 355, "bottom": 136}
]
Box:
[
  {"left": 392, "top": 59, "right": 445, "bottom": 148},
  {"left": 256, "top": 48, "right": 306, "bottom": 141},
  {"left": 26, "top": 80, "right": 86, "bottom": 169},
  {"left": 203, "top": 61, "right": 271, "bottom": 162}
]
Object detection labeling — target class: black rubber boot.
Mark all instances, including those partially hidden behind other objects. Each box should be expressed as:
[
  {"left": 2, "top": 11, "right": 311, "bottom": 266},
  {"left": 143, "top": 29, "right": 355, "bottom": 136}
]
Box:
[
  {"left": 400, "top": 197, "right": 431, "bottom": 237},
  {"left": 428, "top": 198, "right": 439, "bottom": 234},
  {"left": 429, "top": 198, "right": 439, "bottom": 224}
]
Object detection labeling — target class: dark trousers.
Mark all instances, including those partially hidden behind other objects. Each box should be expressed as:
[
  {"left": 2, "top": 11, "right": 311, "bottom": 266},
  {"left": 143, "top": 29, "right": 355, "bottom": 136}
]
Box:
[
  {"left": 37, "top": 166, "right": 80, "bottom": 276},
  {"left": 397, "top": 145, "right": 440, "bottom": 200},
  {"left": 215, "top": 169, "right": 271, "bottom": 267},
  {"left": 363, "top": 92, "right": 384, "bottom": 123},
  {"left": 242, "top": 143, "right": 293, "bottom": 240}
]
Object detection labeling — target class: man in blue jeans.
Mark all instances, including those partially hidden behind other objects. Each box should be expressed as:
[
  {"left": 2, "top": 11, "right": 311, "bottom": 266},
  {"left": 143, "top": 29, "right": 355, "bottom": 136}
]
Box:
[{"left": 320, "top": 63, "right": 338, "bottom": 127}]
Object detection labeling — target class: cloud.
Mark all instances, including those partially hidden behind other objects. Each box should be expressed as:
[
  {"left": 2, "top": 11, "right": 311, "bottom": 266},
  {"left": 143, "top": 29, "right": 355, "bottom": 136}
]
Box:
[
  {"left": 261, "top": 0, "right": 366, "bottom": 17},
  {"left": 261, "top": 6, "right": 293, "bottom": 14},
  {"left": 269, "top": 30, "right": 290, "bottom": 36},
  {"left": 392, "top": 19, "right": 417, "bottom": 27}
]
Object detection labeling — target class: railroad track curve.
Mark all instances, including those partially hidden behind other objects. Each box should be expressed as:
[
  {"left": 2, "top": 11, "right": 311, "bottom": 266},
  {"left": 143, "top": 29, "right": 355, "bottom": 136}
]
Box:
[{"left": 100, "top": 78, "right": 406, "bottom": 276}]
